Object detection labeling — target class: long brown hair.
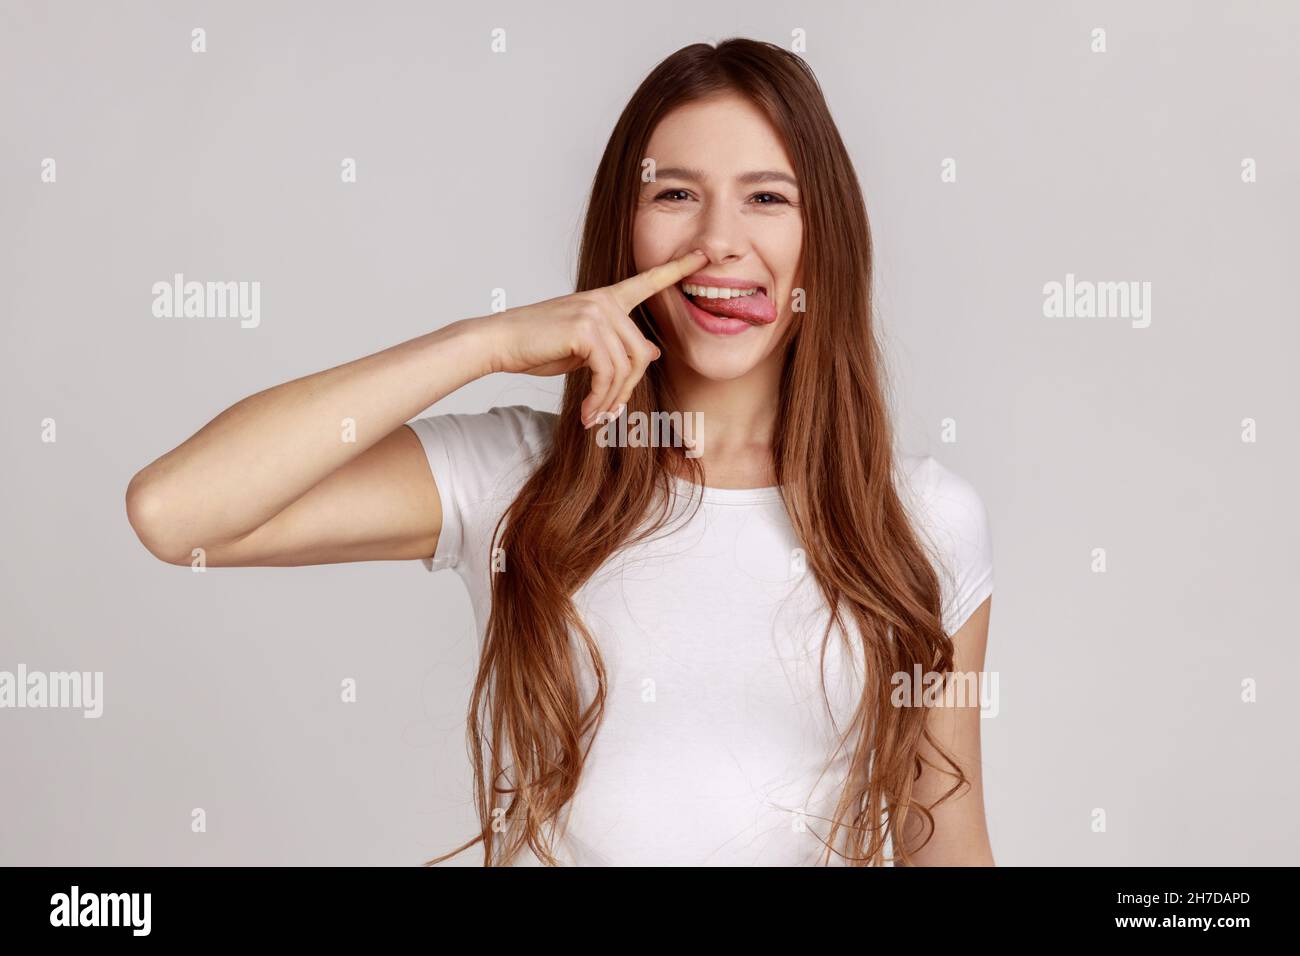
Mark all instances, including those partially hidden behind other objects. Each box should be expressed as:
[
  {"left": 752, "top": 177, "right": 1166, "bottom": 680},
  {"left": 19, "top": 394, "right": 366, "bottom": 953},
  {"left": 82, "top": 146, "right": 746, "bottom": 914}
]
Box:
[{"left": 427, "top": 38, "right": 965, "bottom": 866}]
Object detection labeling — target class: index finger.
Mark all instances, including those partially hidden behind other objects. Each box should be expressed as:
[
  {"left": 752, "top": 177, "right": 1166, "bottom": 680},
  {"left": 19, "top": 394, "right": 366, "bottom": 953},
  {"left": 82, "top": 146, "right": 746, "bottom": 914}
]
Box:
[{"left": 609, "top": 250, "right": 709, "bottom": 313}]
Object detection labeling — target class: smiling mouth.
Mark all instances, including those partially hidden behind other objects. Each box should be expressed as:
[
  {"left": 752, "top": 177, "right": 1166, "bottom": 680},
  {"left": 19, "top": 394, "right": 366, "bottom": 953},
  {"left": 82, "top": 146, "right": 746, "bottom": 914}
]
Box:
[
  {"left": 675, "top": 281, "right": 778, "bottom": 329},
  {"left": 680, "top": 280, "right": 768, "bottom": 299}
]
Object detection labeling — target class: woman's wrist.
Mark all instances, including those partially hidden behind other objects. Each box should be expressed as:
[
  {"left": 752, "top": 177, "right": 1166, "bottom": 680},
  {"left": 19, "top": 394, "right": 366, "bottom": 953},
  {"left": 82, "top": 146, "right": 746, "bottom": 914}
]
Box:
[{"left": 444, "top": 313, "right": 505, "bottom": 379}]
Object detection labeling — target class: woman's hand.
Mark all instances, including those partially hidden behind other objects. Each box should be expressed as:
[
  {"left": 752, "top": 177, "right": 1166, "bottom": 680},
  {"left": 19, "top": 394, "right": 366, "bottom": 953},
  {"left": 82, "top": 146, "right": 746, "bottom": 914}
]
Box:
[{"left": 479, "top": 250, "right": 707, "bottom": 427}]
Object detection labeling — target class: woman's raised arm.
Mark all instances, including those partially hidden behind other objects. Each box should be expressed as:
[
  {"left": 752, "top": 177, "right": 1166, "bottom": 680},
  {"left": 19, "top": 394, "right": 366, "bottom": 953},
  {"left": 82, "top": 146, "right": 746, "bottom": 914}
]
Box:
[
  {"left": 124, "top": 318, "right": 495, "bottom": 567},
  {"left": 124, "top": 249, "right": 707, "bottom": 568}
]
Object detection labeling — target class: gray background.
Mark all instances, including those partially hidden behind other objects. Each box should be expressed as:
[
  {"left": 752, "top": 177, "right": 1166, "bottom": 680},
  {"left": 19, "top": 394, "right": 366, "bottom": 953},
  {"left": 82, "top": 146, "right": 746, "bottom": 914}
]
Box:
[{"left": 2, "top": 0, "right": 1296, "bottom": 865}]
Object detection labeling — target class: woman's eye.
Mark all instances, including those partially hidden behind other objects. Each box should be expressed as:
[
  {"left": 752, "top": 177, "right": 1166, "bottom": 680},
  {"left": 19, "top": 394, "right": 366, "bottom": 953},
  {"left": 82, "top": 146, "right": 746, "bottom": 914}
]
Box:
[{"left": 653, "top": 190, "right": 791, "bottom": 205}]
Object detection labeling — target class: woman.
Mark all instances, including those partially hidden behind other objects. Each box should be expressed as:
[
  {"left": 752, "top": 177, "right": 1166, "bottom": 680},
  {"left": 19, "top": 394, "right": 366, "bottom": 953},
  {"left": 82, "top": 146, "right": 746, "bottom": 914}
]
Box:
[{"left": 126, "top": 38, "right": 995, "bottom": 866}]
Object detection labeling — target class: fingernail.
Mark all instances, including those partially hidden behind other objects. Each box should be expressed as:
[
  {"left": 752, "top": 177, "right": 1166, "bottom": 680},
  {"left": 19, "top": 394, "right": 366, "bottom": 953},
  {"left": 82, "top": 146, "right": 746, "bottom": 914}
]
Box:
[{"left": 614, "top": 403, "right": 626, "bottom": 419}]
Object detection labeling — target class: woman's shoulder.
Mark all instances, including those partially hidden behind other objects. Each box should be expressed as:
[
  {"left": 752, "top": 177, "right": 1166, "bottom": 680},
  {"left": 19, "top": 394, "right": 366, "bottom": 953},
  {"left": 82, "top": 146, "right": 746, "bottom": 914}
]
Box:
[
  {"left": 405, "top": 404, "right": 558, "bottom": 572},
  {"left": 896, "top": 454, "right": 987, "bottom": 525},
  {"left": 407, "top": 403, "right": 557, "bottom": 471},
  {"left": 895, "top": 452, "right": 995, "bottom": 635}
]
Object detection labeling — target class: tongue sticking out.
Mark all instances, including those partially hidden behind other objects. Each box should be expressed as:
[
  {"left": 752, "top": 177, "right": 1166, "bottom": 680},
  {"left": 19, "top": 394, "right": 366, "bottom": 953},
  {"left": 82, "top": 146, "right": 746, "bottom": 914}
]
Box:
[{"left": 688, "top": 288, "right": 777, "bottom": 325}]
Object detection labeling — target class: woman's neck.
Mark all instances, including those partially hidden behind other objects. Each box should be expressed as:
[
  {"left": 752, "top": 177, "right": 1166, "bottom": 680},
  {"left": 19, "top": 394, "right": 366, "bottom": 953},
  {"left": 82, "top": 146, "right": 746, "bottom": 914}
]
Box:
[{"left": 662, "top": 352, "right": 782, "bottom": 488}]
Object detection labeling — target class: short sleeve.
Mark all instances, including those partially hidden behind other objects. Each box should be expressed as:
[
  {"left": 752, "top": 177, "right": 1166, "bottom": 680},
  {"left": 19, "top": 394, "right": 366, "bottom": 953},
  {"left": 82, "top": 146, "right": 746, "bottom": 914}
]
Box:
[
  {"left": 404, "top": 405, "right": 554, "bottom": 574},
  {"left": 903, "top": 456, "right": 995, "bottom": 637}
]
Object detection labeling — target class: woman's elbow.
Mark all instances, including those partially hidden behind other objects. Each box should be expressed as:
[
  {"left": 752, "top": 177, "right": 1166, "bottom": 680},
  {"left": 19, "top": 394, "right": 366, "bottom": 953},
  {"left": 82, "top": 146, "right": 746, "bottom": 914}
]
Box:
[{"left": 124, "top": 471, "right": 191, "bottom": 566}]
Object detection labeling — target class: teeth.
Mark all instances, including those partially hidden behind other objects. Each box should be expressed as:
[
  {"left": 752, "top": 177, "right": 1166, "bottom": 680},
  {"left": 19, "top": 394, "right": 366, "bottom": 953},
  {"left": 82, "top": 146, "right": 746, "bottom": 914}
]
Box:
[{"left": 681, "top": 282, "right": 760, "bottom": 299}]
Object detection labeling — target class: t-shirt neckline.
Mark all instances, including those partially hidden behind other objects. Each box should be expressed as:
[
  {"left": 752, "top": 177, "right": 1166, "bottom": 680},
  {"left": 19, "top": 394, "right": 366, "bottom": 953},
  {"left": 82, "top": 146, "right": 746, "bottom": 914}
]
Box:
[{"left": 670, "top": 476, "right": 783, "bottom": 505}]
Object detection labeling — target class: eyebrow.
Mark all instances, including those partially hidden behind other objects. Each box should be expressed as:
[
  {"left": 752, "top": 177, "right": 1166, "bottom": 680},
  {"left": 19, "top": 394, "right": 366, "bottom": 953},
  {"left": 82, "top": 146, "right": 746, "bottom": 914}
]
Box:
[{"left": 651, "top": 166, "right": 799, "bottom": 189}]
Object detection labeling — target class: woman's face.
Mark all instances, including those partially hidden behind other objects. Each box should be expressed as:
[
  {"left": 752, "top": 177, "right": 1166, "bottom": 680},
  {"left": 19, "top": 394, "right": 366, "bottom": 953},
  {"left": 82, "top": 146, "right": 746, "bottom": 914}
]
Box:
[{"left": 633, "top": 93, "right": 803, "bottom": 382}]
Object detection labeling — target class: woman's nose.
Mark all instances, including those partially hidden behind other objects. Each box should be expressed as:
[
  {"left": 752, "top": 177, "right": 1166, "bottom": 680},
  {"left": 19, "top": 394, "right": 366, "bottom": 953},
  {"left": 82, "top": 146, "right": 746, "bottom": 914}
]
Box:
[{"left": 688, "top": 204, "right": 747, "bottom": 264}]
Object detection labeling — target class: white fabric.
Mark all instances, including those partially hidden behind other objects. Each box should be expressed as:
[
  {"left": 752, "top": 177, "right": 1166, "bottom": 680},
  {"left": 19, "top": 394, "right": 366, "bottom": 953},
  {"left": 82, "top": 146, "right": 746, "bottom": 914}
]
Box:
[{"left": 406, "top": 404, "right": 994, "bottom": 865}]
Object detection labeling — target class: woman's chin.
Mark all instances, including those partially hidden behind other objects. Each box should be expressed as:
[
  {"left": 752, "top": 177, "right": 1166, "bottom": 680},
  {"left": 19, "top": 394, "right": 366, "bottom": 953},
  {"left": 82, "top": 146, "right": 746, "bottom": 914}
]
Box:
[{"left": 673, "top": 334, "right": 776, "bottom": 381}]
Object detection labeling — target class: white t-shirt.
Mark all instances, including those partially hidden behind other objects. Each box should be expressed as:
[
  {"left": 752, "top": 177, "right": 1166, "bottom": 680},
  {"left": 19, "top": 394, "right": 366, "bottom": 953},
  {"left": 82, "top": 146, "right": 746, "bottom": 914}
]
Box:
[{"left": 407, "top": 404, "right": 994, "bottom": 865}]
